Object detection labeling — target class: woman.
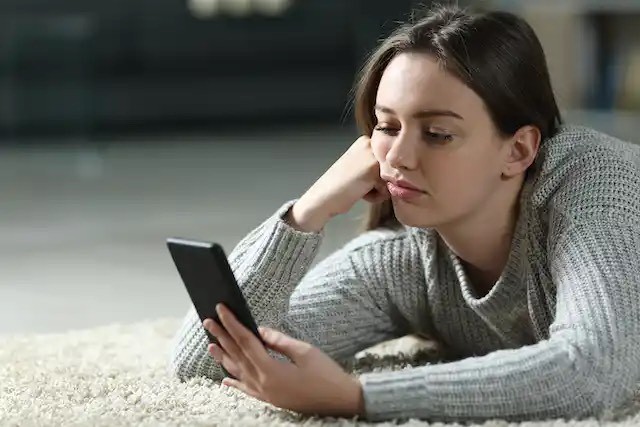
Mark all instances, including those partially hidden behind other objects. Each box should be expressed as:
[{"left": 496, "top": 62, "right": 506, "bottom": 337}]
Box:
[{"left": 170, "top": 5, "right": 640, "bottom": 423}]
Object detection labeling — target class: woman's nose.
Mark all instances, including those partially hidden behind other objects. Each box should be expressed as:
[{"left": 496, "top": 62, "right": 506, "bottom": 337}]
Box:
[{"left": 387, "top": 133, "right": 418, "bottom": 170}]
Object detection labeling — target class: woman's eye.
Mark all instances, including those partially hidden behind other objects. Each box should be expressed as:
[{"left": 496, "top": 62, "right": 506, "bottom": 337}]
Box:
[
  {"left": 374, "top": 126, "right": 398, "bottom": 136},
  {"left": 424, "top": 131, "right": 453, "bottom": 144}
]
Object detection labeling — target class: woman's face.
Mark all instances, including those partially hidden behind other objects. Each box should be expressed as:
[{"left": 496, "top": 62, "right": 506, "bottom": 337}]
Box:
[{"left": 371, "top": 52, "right": 514, "bottom": 229}]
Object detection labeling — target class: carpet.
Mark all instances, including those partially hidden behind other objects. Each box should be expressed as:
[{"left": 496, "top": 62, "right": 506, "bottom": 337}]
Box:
[{"left": 1, "top": 318, "right": 639, "bottom": 426}]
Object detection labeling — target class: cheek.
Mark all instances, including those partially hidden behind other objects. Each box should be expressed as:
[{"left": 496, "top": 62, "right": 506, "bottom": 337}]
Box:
[
  {"left": 425, "top": 154, "right": 484, "bottom": 196},
  {"left": 439, "top": 158, "right": 498, "bottom": 206},
  {"left": 370, "top": 134, "right": 390, "bottom": 163}
]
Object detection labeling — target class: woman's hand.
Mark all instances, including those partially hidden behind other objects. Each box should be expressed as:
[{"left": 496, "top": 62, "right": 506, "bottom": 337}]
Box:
[
  {"left": 203, "top": 304, "right": 365, "bottom": 418},
  {"left": 290, "top": 136, "right": 390, "bottom": 232}
]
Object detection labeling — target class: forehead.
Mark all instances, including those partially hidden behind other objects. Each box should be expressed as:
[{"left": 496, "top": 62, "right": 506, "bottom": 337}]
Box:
[{"left": 376, "top": 52, "right": 483, "bottom": 114}]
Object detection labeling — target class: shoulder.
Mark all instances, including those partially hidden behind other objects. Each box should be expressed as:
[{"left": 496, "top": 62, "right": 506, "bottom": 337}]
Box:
[
  {"left": 529, "top": 125, "right": 640, "bottom": 227},
  {"left": 533, "top": 125, "right": 640, "bottom": 177}
]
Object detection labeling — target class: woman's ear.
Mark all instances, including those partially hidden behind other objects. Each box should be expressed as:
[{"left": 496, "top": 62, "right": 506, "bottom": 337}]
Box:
[{"left": 502, "top": 125, "right": 541, "bottom": 178}]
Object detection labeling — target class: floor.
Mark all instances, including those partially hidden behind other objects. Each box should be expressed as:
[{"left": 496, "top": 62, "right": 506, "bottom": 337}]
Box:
[
  {"left": 1, "top": 115, "right": 637, "bottom": 336},
  {"left": 0, "top": 126, "right": 370, "bottom": 335}
]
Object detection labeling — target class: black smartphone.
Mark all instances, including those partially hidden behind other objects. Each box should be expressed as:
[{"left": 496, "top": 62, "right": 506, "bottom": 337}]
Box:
[{"left": 167, "top": 237, "right": 264, "bottom": 378}]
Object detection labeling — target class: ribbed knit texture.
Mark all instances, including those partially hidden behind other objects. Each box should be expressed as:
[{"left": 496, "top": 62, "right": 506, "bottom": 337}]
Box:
[{"left": 169, "top": 125, "right": 640, "bottom": 423}]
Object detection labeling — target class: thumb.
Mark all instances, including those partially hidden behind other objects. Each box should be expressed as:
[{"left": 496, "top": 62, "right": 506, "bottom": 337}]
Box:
[{"left": 259, "top": 326, "right": 311, "bottom": 362}]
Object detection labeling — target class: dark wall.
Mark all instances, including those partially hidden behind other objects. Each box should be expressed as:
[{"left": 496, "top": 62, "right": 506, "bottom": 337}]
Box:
[{"left": 0, "top": 0, "right": 415, "bottom": 138}]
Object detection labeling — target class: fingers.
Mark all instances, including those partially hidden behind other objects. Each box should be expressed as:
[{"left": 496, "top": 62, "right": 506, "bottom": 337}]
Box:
[
  {"left": 215, "top": 304, "right": 270, "bottom": 368},
  {"left": 362, "top": 188, "right": 378, "bottom": 203},
  {"left": 363, "top": 192, "right": 387, "bottom": 204},
  {"left": 203, "top": 316, "right": 240, "bottom": 358},
  {"left": 377, "top": 180, "right": 391, "bottom": 198},
  {"left": 259, "top": 326, "right": 314, "bottom": 363},
  {"left": 203, "top": 305, "right": 270, "bottom": 373},
  {"left": 208, "top": 343, "right": 242, "bottom": 378},
  {"left": 363, "top": 181, "right": 391, "bottom": 204},
  {"left": 221, "top": 377, "right": 262, "bottom": 400},
  {"left": 203, "top": 316, "right": 258, "bottom": 380}
]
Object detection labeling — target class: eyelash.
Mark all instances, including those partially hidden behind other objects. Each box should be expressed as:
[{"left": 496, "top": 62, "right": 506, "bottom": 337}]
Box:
[{"left": 374, "top": 126, "right": 453, "bottom": 144}]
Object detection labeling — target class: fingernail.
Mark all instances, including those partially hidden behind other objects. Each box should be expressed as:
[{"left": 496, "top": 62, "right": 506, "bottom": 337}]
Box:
[{"left": 209, "top": 344, "right": 219, "bottom": 361}]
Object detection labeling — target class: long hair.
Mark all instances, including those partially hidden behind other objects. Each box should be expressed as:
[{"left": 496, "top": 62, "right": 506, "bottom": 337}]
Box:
[{"left": 352, "top": 4, "right": 562, "bottom": 232}]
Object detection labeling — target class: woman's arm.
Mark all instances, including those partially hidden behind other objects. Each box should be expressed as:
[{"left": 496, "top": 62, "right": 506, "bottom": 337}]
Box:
[
  {"left": 169, "top": 199, "right": 417, "bottom": 381},
  {"left": 358, "top": 219, "right": 640, "bottom": 423}
]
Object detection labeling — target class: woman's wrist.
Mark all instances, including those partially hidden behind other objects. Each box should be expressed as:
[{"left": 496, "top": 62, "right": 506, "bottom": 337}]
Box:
[{"left": 285, "top": 199, "right": 330, "bottom": 233}]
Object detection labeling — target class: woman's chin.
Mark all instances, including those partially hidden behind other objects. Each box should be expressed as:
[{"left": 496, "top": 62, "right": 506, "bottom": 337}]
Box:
[
  {"left": 398, "top": 218, "right": 433, "bottom": 228},
  {"left": 393, "top": 204, "right": 437, "bottom": 228}
]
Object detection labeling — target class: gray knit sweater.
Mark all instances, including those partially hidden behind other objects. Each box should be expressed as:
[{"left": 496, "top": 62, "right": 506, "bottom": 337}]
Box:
[{"left": 169, "top": 125, "right": 640, "bottom": 423}]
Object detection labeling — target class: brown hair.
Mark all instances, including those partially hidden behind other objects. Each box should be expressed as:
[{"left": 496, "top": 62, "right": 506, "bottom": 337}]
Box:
[{"left": 352, "top": 4, "right": 562, "bottom": 232}]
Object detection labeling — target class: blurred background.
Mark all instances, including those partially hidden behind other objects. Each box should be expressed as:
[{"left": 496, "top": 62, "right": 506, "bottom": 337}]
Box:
[{"left": 1, "top": 0, "right": 639, "bottom": 335}]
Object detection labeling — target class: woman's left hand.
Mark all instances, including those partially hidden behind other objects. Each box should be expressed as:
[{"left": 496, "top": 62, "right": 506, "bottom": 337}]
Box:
[{"left": 203, "top": 304, "right": 365, "bottom": 418}]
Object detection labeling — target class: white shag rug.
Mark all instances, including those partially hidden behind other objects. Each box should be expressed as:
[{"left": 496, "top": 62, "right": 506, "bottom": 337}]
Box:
[{"left": 1, "top": 318, "right": 639, "bottom": 427}]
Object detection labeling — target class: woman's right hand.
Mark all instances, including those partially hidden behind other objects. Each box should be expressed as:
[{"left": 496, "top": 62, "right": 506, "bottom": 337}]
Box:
[{"left": 288, "top": 136, "right": 390, "bottom": 232}]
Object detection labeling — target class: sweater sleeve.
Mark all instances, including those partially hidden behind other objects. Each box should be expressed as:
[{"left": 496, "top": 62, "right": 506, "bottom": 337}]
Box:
[
  {"left": 169, "top": 200, "right": 413, "bottom": 382},
  {"left": 358, "top": 219, "right": 640, "bottom": 423}
]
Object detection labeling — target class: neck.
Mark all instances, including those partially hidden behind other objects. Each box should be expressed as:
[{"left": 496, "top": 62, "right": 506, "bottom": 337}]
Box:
[{"left": 436, "top": 177, "right": 524, "bottom": 283}]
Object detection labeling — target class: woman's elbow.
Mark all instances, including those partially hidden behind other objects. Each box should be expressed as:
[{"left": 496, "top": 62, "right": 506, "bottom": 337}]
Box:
[
  {"left": 590, "top": 373, "right": 639, "bottom": 419},
  {"left": 564, "top": 366, "right": 638, "bottom": 421},
  {"left": 168, "top": 345, "right": 222, "bottom": 382},
  {"left": 168, "top": 346, "right": 195, "bottom": 382}
]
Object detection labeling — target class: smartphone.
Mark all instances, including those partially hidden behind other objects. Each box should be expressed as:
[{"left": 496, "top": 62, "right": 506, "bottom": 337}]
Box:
[{"left": 167, "top": 237, "right": 264, "bottom": 378}]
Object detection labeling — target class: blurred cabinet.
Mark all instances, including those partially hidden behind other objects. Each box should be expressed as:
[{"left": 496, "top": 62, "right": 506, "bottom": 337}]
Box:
[
  {"left": 0, "top": 14, "right": 94, "bottom": 136},
  {"left": 0, "top": 0, "right": 414, "bottom": 139}
]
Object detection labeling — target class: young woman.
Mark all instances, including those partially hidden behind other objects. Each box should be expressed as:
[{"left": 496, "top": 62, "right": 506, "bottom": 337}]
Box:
[{"left": 170, "top": 5, "right": 640, "bottom": 423}]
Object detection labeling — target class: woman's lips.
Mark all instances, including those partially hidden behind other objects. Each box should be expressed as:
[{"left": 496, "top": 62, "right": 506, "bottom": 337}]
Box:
[{"left": 386, "top": 182, "right": 425, "bottom": 200}]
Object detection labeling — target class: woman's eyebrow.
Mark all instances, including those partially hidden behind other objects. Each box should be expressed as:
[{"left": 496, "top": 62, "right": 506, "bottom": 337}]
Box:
[{"left": 374, "top": 104, "right": 464, "bottom": 120}]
